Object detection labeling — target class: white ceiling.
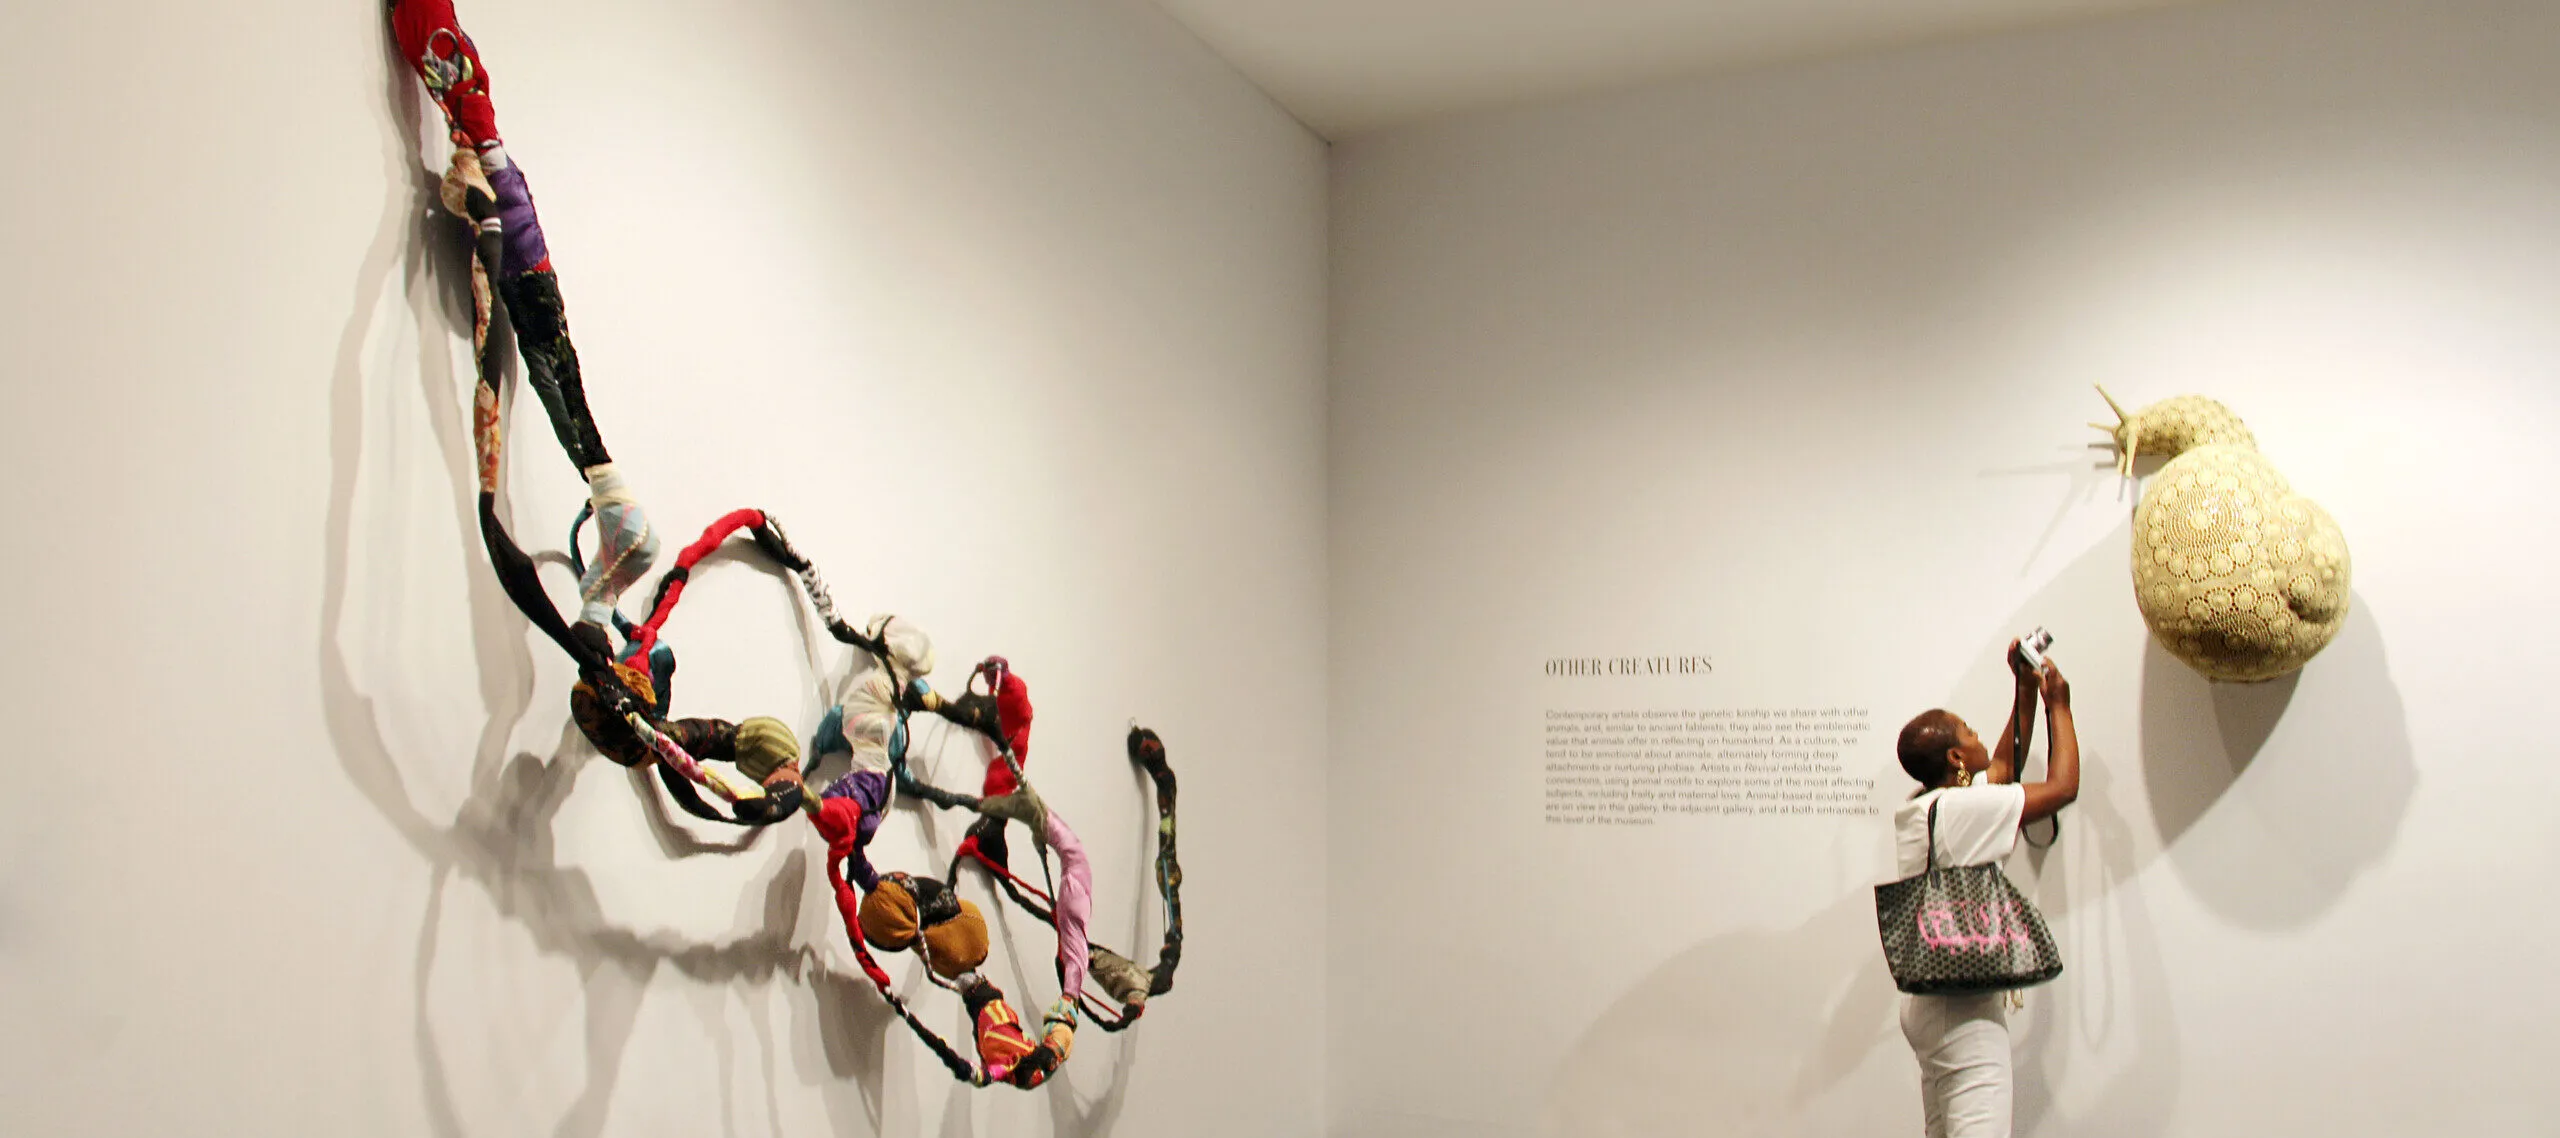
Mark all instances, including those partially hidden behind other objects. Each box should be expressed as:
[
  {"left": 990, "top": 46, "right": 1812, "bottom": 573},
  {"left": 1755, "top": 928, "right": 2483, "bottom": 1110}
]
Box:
[{"left": 1150, "top": 0, "right": 2224, "bottom": 138}]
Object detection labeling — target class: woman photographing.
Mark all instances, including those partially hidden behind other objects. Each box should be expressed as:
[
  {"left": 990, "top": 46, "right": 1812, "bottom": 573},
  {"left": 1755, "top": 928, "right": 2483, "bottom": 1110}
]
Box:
[{"left": 1890, "top": 641, "right": 2080, "bottom": 1138}]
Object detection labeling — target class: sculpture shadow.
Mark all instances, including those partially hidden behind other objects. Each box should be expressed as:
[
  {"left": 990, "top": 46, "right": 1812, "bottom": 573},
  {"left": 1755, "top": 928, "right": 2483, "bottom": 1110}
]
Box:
[
  {"left": 2006, "top": 759, "right": 2182, "bottom": 1138},
  {"left": 2137, "top": 597, "right": 2412, "bottom": 931},
  {"left": 1541, "top": 788, "right": 2183, "bottom": 1138},
  {"left": 1543, "top": 888, "right": 1899, "bottom": 1138}
]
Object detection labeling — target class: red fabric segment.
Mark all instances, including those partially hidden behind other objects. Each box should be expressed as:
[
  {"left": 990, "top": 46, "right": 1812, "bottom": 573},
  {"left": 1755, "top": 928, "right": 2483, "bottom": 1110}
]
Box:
[
  {"left": 624, "top": 577, "right": 686, "bottom": 665},
  {"left": 961, "top": 839, "right": 1053, "bottom": 907},
  {"left": 624, "top": 508, "right": 768, "bottom": 661},
  {"left": 972, "top": 996, "right": 1037, "bottom": 1083},
  {"left": 981, "top": 670, "right": 1033, "bottom": 797},
  {"left": 389, "top": 0, "right": 500, "bottom": 146},
  {"left": 676, "top": 509, "right": 767, "bottom": 569},
  {"left": 810, "top": 794, "right": 862, "bottom": 850},
  {"left": 811, "top": 799, "right": 894, "bottom": 988},
  {"left": 1079, "top": 994, "right": 1139, "bottom": 1029}
]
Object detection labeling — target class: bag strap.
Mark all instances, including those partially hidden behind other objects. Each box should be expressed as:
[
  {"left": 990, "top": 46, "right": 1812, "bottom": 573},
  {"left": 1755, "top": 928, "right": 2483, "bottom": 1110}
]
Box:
[
  {"left": 1924, "top": 797, "right": 1941, "bottom": 874},
  {"left": 2021, "top": 700, "right": 2063, "bottom": 850}
]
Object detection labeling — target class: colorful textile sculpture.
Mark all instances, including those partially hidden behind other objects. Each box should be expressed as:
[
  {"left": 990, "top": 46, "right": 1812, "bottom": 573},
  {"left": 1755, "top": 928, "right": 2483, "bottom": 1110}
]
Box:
[
  {"left": 387, "top": 0, "right": 1191, "bottom": 1090},
  {"left": 2095, "top": 389, "right": 2353, "bottom": 682}
]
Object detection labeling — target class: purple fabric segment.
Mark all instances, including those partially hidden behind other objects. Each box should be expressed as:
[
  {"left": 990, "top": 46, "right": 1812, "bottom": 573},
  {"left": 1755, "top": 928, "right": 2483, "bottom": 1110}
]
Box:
[
  {"left": 823, "top": 769, "right": 890, "bottom": 889},
  {"left": 483, "top": 160, "right": 550, "bottom": 277},
  {"left": 1044, "top": 810, "right": 1093, "bottom": 999}
]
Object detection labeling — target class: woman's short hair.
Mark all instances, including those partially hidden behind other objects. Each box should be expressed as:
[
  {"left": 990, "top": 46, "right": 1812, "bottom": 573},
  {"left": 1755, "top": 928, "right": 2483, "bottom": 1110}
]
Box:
[{"left": 1898, "top": 709, "right": 1960, "bottom": 786}]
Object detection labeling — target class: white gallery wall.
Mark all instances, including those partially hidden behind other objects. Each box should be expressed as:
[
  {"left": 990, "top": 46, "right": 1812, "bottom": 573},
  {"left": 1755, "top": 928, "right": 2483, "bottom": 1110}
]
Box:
[
  {"left": 0, "top": 2, "right": 1326, "bottom": 1136},
  {"left": 1328, "top": 0, "right": 2560, "bottom": 1134},
  {"left": 10, "top": 0, "right": 2560, "bottom": 1135}
]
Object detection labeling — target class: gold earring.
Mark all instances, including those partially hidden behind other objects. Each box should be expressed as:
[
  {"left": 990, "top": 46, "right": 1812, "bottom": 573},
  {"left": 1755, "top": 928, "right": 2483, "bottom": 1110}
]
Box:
[{"left": 1953, "top": 766, "right": 1973, "bottom": 788}]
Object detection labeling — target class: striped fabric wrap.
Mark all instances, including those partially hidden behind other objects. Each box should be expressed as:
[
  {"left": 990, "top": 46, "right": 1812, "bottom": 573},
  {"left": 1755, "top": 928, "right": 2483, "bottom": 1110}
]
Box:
[{"left": 576, "top": 464, "right": 658, "bottom": 628}]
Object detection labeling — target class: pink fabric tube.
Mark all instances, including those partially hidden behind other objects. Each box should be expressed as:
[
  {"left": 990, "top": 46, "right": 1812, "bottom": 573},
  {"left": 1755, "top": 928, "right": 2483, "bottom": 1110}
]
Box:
[
  {"left": 626, "top": 712, "right": 734, "bottom": 800},
  {"left": 1045, "top": 810, "right": 1093, "bottom": 998}
]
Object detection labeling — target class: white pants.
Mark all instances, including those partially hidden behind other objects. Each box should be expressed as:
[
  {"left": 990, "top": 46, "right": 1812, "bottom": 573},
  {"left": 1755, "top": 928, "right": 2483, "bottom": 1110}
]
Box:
[{"left": 1900, "top": 993, "right": 2011, "bottom": 1138}]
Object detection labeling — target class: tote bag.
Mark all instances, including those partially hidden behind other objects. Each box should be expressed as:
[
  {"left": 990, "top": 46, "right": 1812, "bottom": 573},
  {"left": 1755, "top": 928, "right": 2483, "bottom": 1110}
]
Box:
[{"left": 1874, "top": 799, "right": 2062, "bottom": 995}]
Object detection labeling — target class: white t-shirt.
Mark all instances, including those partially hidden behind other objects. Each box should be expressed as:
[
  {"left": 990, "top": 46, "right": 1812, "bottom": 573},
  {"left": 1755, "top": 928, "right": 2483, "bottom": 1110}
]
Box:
[{"left": 1894, "top": 783, "right": 2026, "bottom": 879}]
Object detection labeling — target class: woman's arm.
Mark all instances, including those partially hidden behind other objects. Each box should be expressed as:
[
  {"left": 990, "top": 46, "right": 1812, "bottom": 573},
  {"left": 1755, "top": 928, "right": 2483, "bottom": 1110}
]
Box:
[
  {"left": 2021, "top": 664, "right": 2080, "bottom": 824},
  {"left": 1988, "top": 640, "right": 2039, "bottom": 785}
]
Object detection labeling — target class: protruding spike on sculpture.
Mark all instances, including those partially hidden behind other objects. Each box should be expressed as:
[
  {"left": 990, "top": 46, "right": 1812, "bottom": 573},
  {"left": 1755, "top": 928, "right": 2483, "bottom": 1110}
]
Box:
[
  {"left": 2092, "top": 385, "right": 2139, "bottom": 478},
  {"left": 2095, "top": 383, "right": 2129, "bottom": 422}
]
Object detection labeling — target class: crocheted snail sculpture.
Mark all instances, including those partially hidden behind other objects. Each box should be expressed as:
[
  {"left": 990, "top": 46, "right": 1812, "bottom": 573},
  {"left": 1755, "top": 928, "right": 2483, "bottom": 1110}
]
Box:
[{"left": 2094, "top": 389, "right": 2351, "bottom": 683}]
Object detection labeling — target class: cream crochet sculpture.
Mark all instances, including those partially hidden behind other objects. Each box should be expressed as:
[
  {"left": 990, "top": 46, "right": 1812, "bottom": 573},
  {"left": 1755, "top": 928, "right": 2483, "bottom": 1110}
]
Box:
[{"left": 2095, "top": 389, "right": 2351, "bottom": 682}]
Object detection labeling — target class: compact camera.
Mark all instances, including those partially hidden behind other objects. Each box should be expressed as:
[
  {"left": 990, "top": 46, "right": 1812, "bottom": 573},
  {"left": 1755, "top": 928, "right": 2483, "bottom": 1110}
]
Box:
[{"left": 2017, "top": 627, "right": 2055, "bottom": 673}]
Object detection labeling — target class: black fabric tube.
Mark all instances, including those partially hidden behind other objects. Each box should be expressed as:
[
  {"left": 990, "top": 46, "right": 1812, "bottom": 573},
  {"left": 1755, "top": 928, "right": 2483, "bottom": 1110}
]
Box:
[
  {"left": 493, "top": 270, "right": 611, "bottom": 471},
  {"left": 1129, "top": 727, "right": 1184, "bottom": 996}
]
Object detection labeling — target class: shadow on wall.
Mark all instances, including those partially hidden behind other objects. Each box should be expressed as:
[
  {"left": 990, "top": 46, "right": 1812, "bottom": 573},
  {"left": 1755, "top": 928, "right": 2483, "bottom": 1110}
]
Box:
[
  {"left": 1541, "top": 888, "right": 1905, "bottom": 1138},
  {"left": 1537, "top": 792, "right": 2181, "bottom": 1138},
  {"left": 2006, "top": 759, "right": 2181, "bottom": 1138},
  {"left": 1544, "top": 521, "right": 2412, "bottom": 1136},
  {"left": 2139, "top": 599, "right": 2413, "bottom": 931}
]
